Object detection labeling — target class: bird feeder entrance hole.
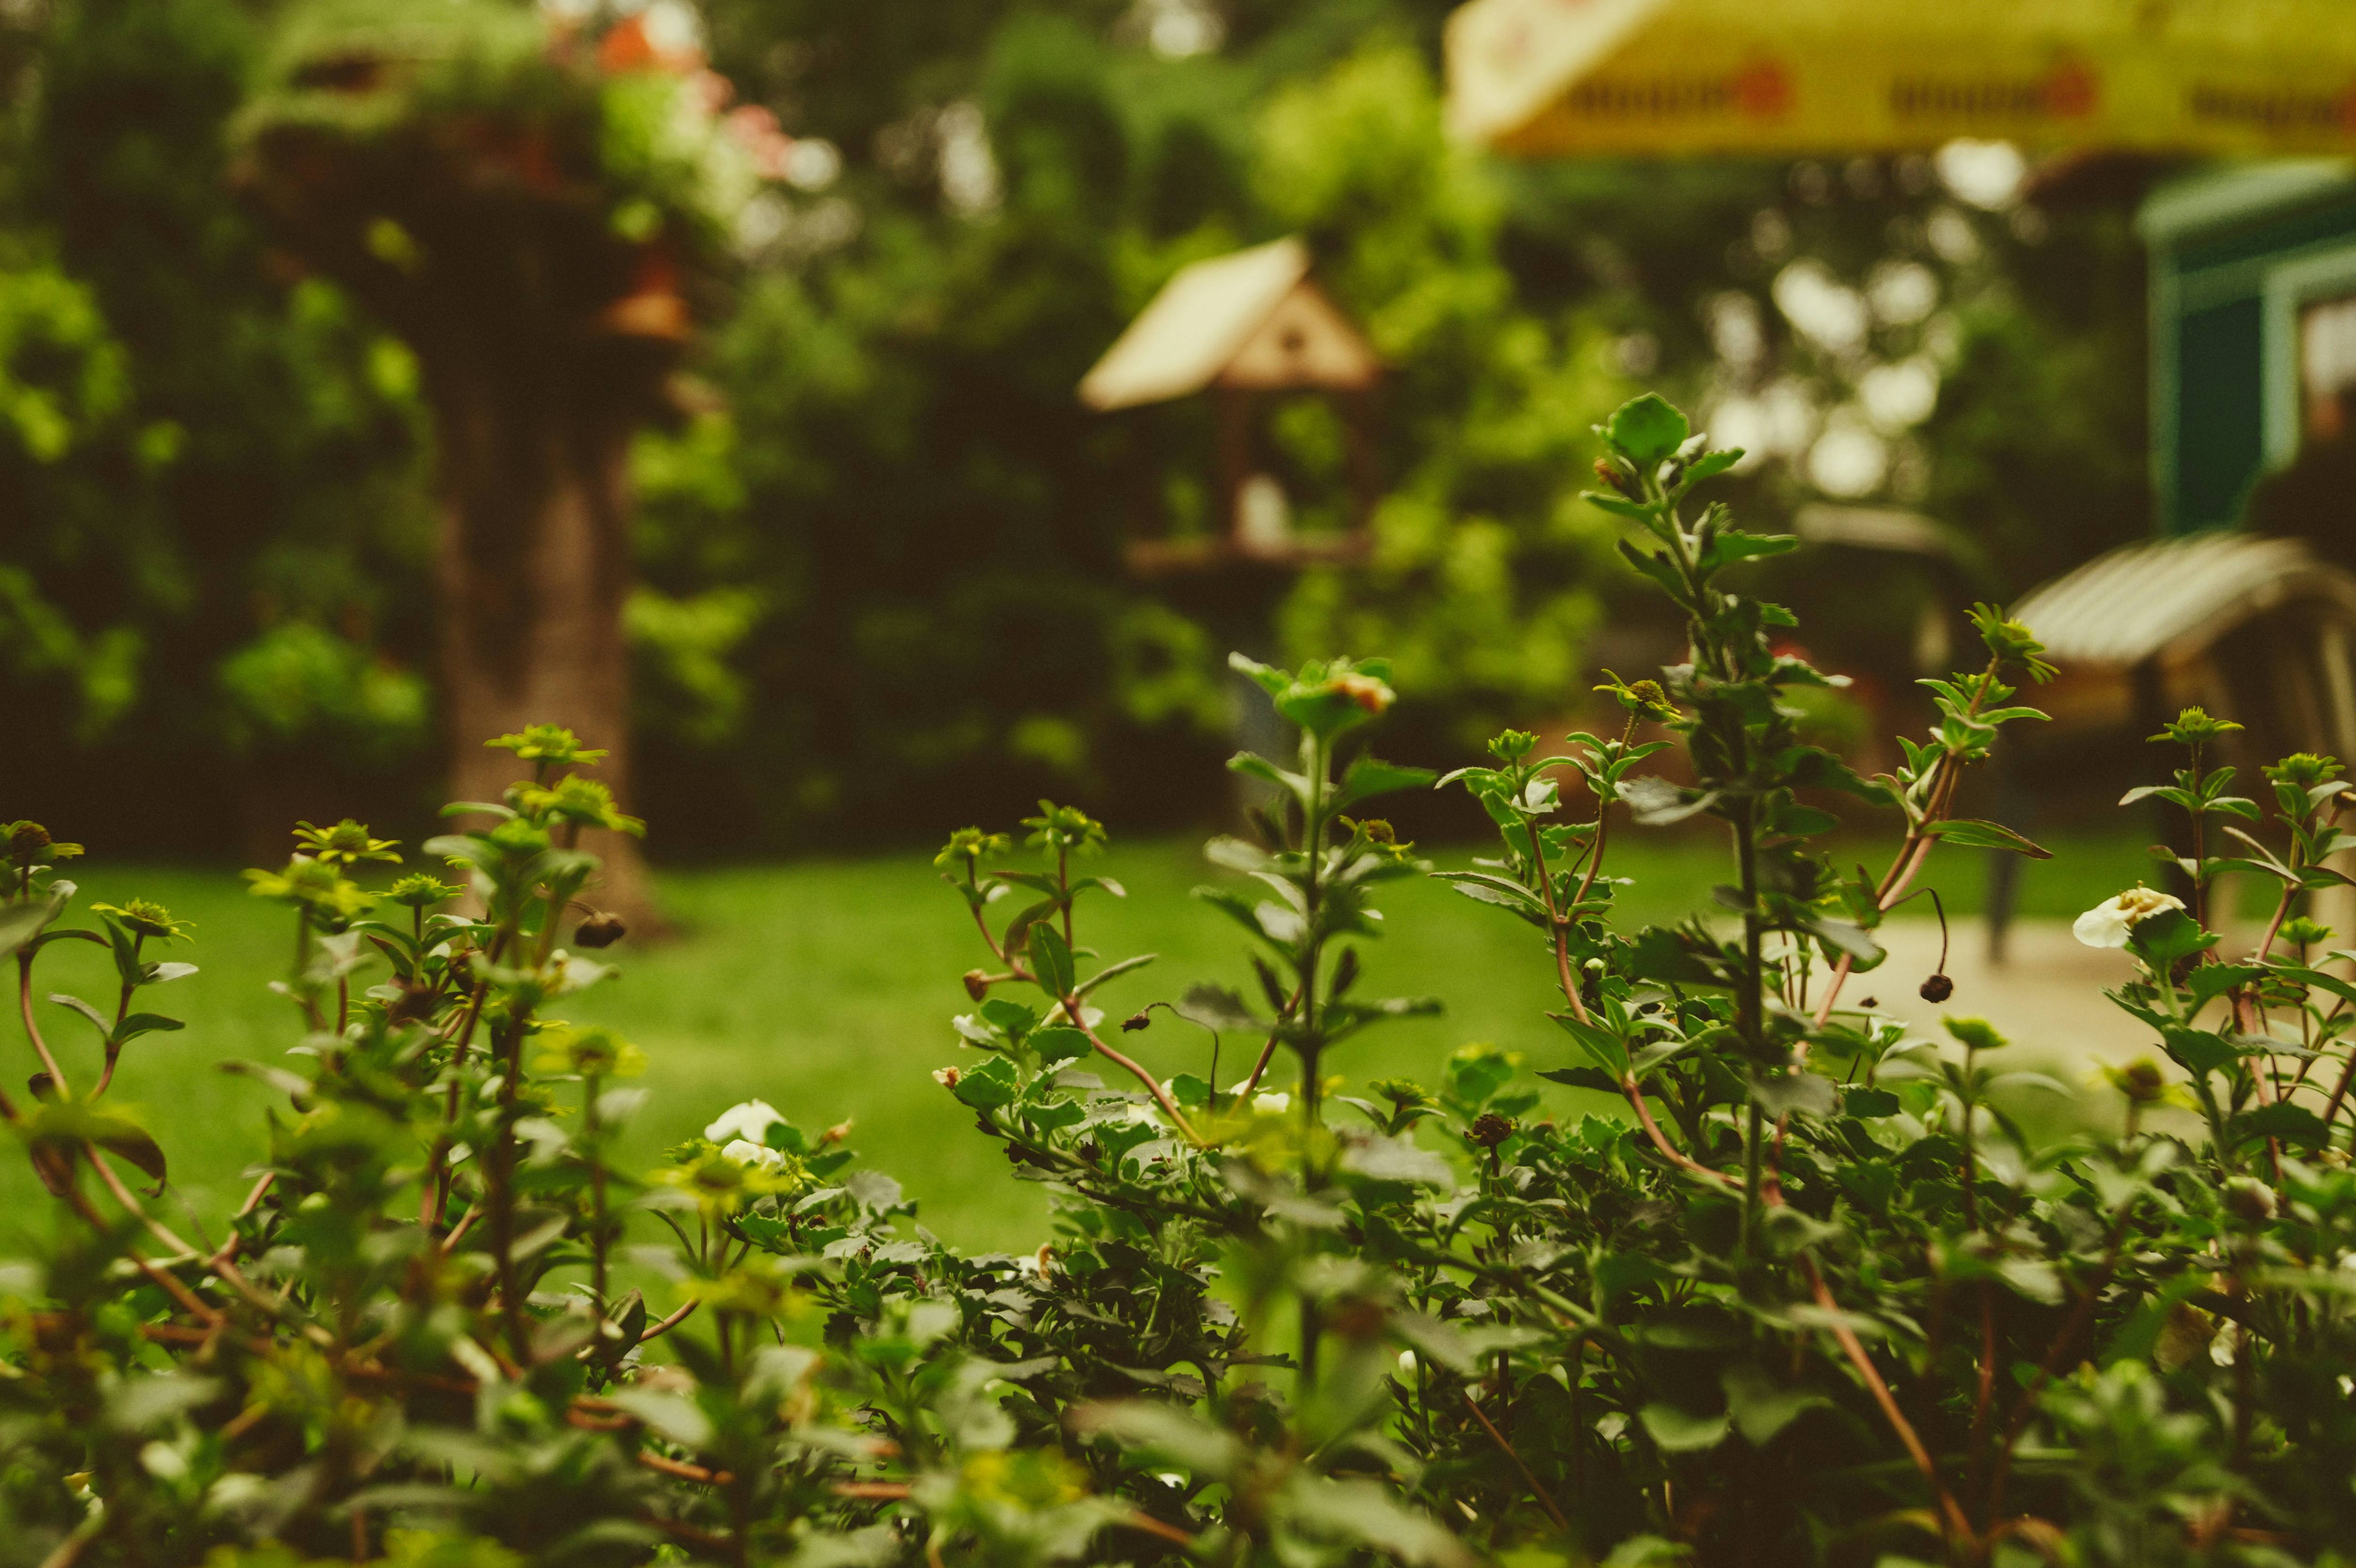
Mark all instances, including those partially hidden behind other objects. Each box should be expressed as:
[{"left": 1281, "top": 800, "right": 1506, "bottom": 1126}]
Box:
[{"left": 1079, "top": 237, "right": 1384, "bottom": 578}]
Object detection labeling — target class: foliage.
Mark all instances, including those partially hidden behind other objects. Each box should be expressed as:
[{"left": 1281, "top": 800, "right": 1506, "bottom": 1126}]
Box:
[
  {"left": 5, "top": 395, "right": 2356, "bottom": 1568},
  {"left": 0, "top": 0, "right": 2156, "bottom": 852},
  {"left": 1, "top": 0, "right": 433, "bottom": 848}
]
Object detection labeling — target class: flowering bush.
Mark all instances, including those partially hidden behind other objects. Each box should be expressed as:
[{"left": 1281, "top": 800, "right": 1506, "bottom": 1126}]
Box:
[{"left": 5, "top": 395, "right": 2356, "bottom": 1567}]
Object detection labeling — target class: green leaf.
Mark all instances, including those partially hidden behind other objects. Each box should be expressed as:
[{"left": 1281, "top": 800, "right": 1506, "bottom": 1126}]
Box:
[
  {"left": 46, "top": 994, "right": 111, "bottom": 1040},
  {"left": 112, "top": 1013, "right": 183, "bottom": 1045},
  {"left": 1626, "top": 926, "right": 1729, "bottom": 988},
  {"left": 1637, "top": 1400, "right": 1729, "bottom": 1452},
  {"left": 1027, "top": 923, "right": 1075, "bottom": 999},
  {"left": 1928, "top": 819, "right": 2052, "bottom": 859},
  {"left": 1028, "top": 1027, "right": 1092, "bottom": 1068},
  {"left": 1841, "top": 1087, "right": 1901, "bottom": 1119},
  {"left": 2160, "top": 1026, "right": 2236, "bottom": 1078},
  {"left": 1071, "top": 1401, "right": 1243, "bottom": 1480},
  {"left": 2127, "top": 908, "right": 2217, "bottom": 968},
  {"left": 1701, "top": 531, "right": 1800, "bottom": 570},
  {"left": 1584, "top": 490, "right": 1654, "bottom": 523},
  {"left": 2185, "top": 963, "right": 2266, "bottom": 1013},
  {"left": 1075, "top": 951, "right": 1155, "bottom": 997},
  {"left": 950, "top": 1056, "right": 1021, "bottom": 1111},
  {"left": 979, "top": 997, "right": 1039, "bottom": 1041},
  {"left": 1174, "top": 983, "right": 1260, "bottom": 1032},
  {"left": 1333, "top": 756, "right": 1438, "bottom": 812},
  {"left": 2230, "top": 1101, "right": 2329, "bottom": 1147},
  {"left": 1720, "top": 1364, "right": 1826, "bottom": 1446},
  {"left": 0, "top": 888, "right": 68, "bottom": 964},
  {"left": 1749, "top": 1067, "right": 1836, "bottom": 1120},
  {"left": 1608, "top": 393, "right": 1691, "bottom": 466},
  {"left": 1682, "top": 448, "right": 1743, "bottom": 484},
  {"left": 1621, "top": 776, "right": 1720, "bottom": 826},
  {"left": 1280, "top": 1477, "right": 1471, "bottom": 1568},
  {"left": 1227, "top": 652, "right": 1288, "bottom": 697},
  {"left": 1551, "top": 1012, "right": 1631, "bottom": 1077},
  {"left": 1995, "top": 1258, "right": 2064, "bottom": 1306},
  {"left": 1538, "top": 1066, "right": 1621, "bottom": 1094},
  {"left": 1227, "top": 752, "right": 1309, "bottom": 803},
  {"left": 1803, "top": 916, "right": 1882, "bottom": 964}
]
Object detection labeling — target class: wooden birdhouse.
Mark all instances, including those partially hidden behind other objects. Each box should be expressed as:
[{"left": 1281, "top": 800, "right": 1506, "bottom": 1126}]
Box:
[{"left": 1080, "top": 237, "right": 1383, "bottom": 576}]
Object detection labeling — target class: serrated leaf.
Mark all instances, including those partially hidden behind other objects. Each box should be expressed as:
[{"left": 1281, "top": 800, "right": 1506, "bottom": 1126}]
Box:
[
  {"left": 1841, "top": 1087, "right": 1901, "bottom": 1119},
  {"left": 950, "top": 1056, "right": 1021, "bottom": 1110},
  {"left": 1028, "top": 1027, "right": 1092, "bottom": 1067},
  {"left": 2231, "top": 1102, "right": 2329, "bottom": 1147},
  {"left": 1608, "top": 393, "right": 1691, "bottom": 465}
]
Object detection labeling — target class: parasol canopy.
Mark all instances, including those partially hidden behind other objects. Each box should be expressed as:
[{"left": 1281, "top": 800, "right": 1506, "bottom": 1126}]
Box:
[{"left": 1446, "top": 0, "right": 2356, "bottom": 157}]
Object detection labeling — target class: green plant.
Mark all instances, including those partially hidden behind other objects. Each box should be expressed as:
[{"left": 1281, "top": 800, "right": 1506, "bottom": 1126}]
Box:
[{"left": 6, "top": 395, "right": 2356, "bottom": 1568}]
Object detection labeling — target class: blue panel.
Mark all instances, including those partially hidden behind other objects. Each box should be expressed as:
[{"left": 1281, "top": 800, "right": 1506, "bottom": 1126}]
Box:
[{"left": 2175, "top": 296, "right": 2266, "bottom": 531}]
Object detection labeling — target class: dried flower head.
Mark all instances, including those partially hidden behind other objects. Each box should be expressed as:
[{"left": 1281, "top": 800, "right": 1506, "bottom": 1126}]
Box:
[
  {"left": 572, "top": 911, "right": 627, "bottom": 949},
  {"left": 1469, "top": 1112, "right": 1515, "bottom": 1149}
]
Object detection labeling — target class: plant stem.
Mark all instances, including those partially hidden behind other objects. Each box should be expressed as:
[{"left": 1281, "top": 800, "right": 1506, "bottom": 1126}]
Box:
[{"left": 18, "top": 952, "right": 68, "bottom": 1094}]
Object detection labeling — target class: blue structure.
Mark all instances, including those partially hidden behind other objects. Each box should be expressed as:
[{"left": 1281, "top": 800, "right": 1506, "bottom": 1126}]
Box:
[{"left": 2142, "top": 161, "right": 2356, "bottom": 532}]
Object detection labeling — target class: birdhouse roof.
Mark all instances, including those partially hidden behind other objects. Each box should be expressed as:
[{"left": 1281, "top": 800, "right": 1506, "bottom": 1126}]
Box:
[{"left": 1079, "top": 237, "right": 1379, "bottom": 411}]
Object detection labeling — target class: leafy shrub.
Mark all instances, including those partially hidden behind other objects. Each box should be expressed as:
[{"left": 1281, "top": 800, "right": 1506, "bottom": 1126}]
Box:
[{"left": 4, "top": 396, "right": 2356, "bottom": 1568}]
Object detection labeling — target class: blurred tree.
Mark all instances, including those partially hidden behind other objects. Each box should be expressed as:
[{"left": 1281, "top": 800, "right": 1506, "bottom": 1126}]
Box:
[
  {"left": 2, "top": 0, "right": 432, "bottom": 856},
  {"left": 233, "top": 0, "right": 787, "bottom": 914},
  {"left": 0, "top": 0, "right": 2158, "bottom": 856}
]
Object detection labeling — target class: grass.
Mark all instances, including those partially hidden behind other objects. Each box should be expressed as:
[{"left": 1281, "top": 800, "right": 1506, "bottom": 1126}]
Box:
[{"left": 0, "top": 823, "right": 2153, "bottom": 1255}]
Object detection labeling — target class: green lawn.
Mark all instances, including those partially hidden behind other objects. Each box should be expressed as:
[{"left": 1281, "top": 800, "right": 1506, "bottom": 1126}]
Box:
[{"left": 0, "top": 825, "right": 2152, "bottom": 1255}]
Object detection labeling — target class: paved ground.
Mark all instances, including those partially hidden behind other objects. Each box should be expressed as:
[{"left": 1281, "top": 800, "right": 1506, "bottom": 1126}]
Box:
[
  {"left": 1845, "top": 916, "right": 2175, "bottom": 1136},
  {"left": 1865, "top": 916, "right": 2154, "bottom": 1068}
]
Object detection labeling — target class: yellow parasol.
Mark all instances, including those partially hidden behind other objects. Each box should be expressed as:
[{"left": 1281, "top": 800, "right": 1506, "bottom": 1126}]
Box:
[{"left": 1446, "top": 0, "right": 2356, "bottom": 156}]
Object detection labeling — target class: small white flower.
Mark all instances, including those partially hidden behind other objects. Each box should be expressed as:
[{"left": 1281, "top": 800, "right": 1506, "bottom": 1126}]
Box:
[
  {"left": 2072, "top": 887, "right": 2185, "bottom": 949},
  {"left": 1252, "top": 1091, "right": 1292, "bottom": 1116},
  {"left": 706, "top": 1098, "right": 785, "bottom": 1145},
  {"left": 722, "top": 1138, "right": 785, "bottom": 1170},
  {"left": 1397, "top": 1349, "right": 1418, "bottom": 1376}
]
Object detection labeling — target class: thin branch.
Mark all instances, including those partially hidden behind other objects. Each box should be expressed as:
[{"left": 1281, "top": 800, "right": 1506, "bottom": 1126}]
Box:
[
  {"left": 1464, "top": 1389, "right": 1572, "bottom": 1534},
  {"left": 1800, "top": 1254, "right": 1971, "bottom": 1544}
]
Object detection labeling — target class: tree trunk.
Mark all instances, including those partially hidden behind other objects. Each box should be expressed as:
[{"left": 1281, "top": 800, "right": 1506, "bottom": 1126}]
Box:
[{"left": 430, "top": 351, "right": 662, "bottom": 931}]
